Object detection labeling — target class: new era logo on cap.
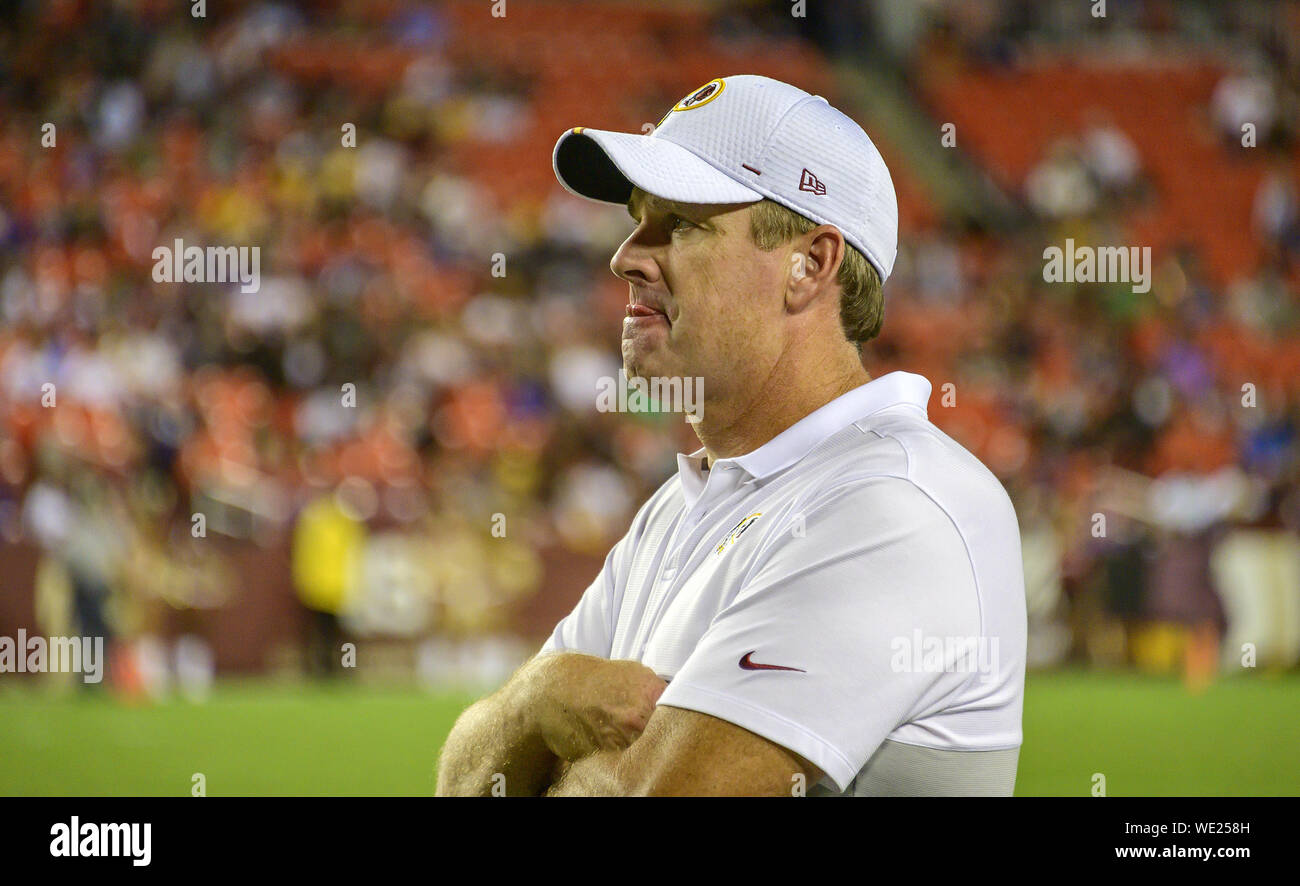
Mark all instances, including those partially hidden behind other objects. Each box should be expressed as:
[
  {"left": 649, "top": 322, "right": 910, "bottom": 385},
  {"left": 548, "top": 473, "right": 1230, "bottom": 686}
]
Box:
[
  {"left": 799, "top": 168, "right": 826, "bottom": 196},
  {"left": 551, "top": 74, "right": 898, "bottom": 282}
]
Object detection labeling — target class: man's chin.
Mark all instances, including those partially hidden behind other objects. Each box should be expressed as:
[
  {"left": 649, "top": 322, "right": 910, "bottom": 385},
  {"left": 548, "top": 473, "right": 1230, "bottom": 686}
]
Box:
[
  {"left": 622, "top": 351, "right": 669, "bottom": 383},
  {"left": 622, "top": 363, "right": 652, "bottom": 383}
]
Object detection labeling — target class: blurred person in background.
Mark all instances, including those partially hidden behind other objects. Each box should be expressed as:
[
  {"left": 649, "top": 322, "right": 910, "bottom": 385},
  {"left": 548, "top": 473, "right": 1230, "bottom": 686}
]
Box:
[
  {"left": 1025, "top": 138, "right": 1098, "bottom": 220},
  {"left": 1211, "top": 58, "right": 1278, "bottom": 148},
  {"left": 1080, "top": 113, "right": 1144, "bottom": 205},
  {"left": 1141, "top": 463, "right": 1243, "bottom": 690},
  {"left": 292, "top": 483, "right": 367, "bottom": 678},
  {"left": 1213, "top": 480, "right": 1300, "bottom": 673},
  {"left": 1254, "top": 160, "right": 1300, "bottom": 269},
  {"left": 23, "top": 459, "right": 127, "bottom": 689},
  {"left": 1013, "top": 480, "right": 1071, "bottom": 668}
]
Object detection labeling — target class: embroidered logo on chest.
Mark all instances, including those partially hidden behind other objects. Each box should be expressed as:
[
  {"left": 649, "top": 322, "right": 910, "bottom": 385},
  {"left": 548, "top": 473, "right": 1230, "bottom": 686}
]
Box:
[{"left": 715, "top": 511, "right": 763, "bottom": 556}]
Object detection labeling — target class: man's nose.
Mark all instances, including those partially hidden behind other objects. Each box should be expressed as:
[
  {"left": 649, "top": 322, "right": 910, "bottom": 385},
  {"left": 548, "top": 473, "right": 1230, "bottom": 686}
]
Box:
[{"left": 610, "top": 230, "right": 661, "bottom": 285}]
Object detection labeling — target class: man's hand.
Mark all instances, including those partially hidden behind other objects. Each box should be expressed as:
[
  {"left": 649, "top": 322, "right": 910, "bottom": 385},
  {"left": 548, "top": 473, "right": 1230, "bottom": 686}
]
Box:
[
  {"left": 435, "top": 650, "right": 666, "bottom": 796},
  {"left": 525, "top": 652, "right": 668, "bottom": 761}
]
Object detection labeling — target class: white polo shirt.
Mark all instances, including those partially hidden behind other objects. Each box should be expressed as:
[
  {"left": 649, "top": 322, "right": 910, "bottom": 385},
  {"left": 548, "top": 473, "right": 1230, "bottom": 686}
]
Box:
[{"left": 539, "top": 371, "right": 1027, "bottom": 795}]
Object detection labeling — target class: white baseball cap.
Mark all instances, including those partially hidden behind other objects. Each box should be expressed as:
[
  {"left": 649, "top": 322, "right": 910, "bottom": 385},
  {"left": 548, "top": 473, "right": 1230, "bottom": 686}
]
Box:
[{"left": 552, "top": 74, "right": 899, "bottom": 282}]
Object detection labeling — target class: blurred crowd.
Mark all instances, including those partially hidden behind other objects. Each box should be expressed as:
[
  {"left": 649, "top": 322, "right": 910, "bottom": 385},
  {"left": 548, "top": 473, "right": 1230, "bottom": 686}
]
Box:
[
  {"left": 1, "top": 0, "right": 1298, "bottom": 692},
  {"left": 885, "top": 0, "right": 1300, "bottom": 684}
]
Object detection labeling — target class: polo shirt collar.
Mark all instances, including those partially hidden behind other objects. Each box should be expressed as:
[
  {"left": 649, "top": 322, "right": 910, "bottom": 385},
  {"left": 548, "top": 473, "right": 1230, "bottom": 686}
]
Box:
[{"left": 675, "top": 371, "right": 933, "bottom": 506}]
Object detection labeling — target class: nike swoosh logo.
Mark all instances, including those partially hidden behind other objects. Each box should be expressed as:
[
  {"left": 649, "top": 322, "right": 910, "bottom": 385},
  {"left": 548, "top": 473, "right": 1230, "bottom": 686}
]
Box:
[{"left": 738, "top": 651, "right": 806, "bottom": 673}]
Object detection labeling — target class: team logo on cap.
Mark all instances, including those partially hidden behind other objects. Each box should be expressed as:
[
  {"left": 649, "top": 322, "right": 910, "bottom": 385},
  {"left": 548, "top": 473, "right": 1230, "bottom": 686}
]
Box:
[{"left": 672, "top": 78, "right": 726, "bottom": 113}]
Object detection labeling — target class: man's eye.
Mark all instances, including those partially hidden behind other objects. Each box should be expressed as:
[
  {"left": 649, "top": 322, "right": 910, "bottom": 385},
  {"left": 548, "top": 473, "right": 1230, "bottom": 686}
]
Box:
[{"left": 670, "top": 215, "right": 694, "bottom": 232}]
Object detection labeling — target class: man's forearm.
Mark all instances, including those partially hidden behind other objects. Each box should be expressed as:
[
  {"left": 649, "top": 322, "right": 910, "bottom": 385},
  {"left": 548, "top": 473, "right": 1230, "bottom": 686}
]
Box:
[
  {"left": 435, "top": 651, "right": 665, "bottom": 796},
  {"left": 545, "top": 749, "right": 628, "bottom": 796},
  {"left": 435, "top": 675, "right": 557, "bottom": 797}
]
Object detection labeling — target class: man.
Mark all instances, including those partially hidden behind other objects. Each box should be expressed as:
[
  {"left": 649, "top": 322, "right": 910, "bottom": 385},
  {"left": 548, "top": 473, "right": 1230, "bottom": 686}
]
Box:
[{"left": 436, "top": 75, "right": 1026, "bottom": 796}]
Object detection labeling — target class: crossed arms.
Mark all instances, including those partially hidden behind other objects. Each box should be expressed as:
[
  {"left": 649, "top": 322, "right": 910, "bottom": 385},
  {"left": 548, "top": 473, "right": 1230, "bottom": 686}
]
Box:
[{"left": 434, "top": 651, "right": 822, "bottom": 796}]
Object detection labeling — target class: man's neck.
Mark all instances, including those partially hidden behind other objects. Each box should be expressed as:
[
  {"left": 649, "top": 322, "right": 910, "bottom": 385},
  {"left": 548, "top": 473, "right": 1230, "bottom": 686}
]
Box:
[{"left": 695, "top": 359, "right": 871, "bottom": 467}]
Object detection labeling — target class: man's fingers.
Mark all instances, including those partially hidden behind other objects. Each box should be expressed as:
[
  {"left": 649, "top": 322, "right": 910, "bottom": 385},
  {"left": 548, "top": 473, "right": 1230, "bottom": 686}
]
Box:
[
  {"left": 538, "top": 657, "right": 670, "bottom": 762},
  {"left": 644, "top": 677, "right": 667, "bottom": 705}
]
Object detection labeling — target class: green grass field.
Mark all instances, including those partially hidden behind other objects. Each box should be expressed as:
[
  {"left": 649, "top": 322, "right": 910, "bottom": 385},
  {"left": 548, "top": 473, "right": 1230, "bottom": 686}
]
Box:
[{"left": 2, "top": 670, "right": 1297, "bottom": 795}]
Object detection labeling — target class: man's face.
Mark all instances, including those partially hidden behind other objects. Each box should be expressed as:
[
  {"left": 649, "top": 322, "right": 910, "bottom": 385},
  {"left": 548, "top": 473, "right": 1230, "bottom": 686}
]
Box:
[{"left": 612, "top": 188, "right": 789, "bottom": 400}]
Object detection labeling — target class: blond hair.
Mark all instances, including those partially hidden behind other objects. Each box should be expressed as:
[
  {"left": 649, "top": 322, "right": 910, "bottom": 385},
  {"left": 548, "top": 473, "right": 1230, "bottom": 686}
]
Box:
[{"left": 748, "top": 200, "right": 884, "bottom": 345}]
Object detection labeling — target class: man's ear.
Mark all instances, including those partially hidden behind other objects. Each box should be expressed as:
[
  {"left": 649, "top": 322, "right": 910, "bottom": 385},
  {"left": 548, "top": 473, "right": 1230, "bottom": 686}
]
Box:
[{"left": 785, "top": 225, "right": 845, "bottom": 313}]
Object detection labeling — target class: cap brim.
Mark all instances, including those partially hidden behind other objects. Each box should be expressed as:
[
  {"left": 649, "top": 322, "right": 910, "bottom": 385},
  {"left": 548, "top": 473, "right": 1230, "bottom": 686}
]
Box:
[{"left": 553, "top": 128, "right": 763, "bottom": 207}]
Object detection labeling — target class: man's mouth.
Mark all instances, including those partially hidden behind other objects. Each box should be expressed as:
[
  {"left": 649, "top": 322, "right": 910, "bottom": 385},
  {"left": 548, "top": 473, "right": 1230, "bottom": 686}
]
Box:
[{"left": 626, "top": 301, "right": 670, "bottom": 328}]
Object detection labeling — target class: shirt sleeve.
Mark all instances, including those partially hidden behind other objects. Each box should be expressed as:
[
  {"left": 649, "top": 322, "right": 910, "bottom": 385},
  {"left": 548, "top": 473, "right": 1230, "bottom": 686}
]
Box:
[{"left": 655, "top": 477, "right": 984, "bottom": 792}]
